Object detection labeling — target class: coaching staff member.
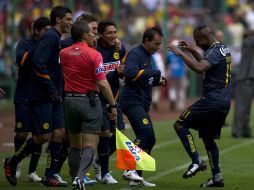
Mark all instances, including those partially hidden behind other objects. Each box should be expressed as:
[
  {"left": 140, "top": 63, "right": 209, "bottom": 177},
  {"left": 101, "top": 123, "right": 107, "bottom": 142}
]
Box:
[
  {"left": 120, "top": 26, "right": 167, "bottom": 187},
  {"left": 168, "top": 25, "right": 231, "bottom": 187},
  {"left": 60, "top": 20, "right": 117, "bottom": 190}
]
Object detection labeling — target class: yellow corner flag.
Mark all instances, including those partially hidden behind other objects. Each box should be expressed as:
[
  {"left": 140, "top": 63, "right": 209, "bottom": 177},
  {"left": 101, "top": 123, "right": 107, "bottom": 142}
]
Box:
[{"left": 116, "top": 128, "right": 156, "bottom": 171}]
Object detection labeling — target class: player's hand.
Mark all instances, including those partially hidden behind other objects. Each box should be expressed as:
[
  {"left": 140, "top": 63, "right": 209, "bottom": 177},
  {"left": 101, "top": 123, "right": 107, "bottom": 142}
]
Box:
[
  {"left": 115, "top": 38, "right": 121, "bottom": 52},
  {"left": 178, "top": 40, "right": 194, "bottom": 52},
  {"left": 109, "top": 106, "right": 117, "bottom": 120},
  {"left": 167, "top": 44, "right": 184, "bottom": 56},
  {"left": 0, "top": 88, "right": 5, "bottom": 98},
  {"left": 159, "top": 76, "right": 167, "bottom": 87},
  {"left": 117, "top": 62, "right": 124, "bottom": 78},
  {"left": 50, "top": 93, "right": 63, "bottom": 103}
]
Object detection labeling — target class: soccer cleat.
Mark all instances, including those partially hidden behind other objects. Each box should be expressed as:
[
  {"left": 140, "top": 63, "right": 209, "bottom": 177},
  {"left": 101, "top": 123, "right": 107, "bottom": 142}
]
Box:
[
  {"left": 183, "top": 161, "right": 207, "bottom": 179},
  {"left": 93, "top": 159, "right": 101, "bottom": 181},
  {"left": 53, "top": 173, "right": 68, "bottom": 185},
  {"left": 101, "top": 173, "right": 118, "bottom": 184},
  {"left": 129, "top": 179, "right": 156, "bottom": 187},
  {"left": 200, "top": 178, "right": 224, "bottom": 187},
  {"left": 123, "top": 170, "right": 143, "bottom": 182},
  {"left": 83, "top": 175, "right": 96, "bottom": 185},
  {"left": 72, "top": 177, "right": 85, "bottom": 190},
  {"left": 4, "top": 157, "right": 17, "bottom": 186},
  {"left": 27, "top": 172, "right": 42, "bottom": 182},
  {"left": 41, "top": 176, "right": 68, "bottom": 187}
]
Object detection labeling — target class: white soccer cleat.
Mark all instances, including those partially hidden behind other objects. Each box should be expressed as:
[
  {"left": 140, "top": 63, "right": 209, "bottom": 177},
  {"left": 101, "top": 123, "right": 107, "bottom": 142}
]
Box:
[
  {"left": 27, "top": 172, "right": 42, "bottom": 182},
  {"left": 53, "top": 173, "right": 68, "bottom": 185},
  {"left": 101, "top": 173, "right": 118, "bottom": 184},
  {"left": 123, "top": 170, "right": 143, "bottom": 181},
  {"left": 93, "top": 159, "right": 101, "bottom": 181},
  {"left": 129, "top": 179, "right": 156, "bottom": 187}
]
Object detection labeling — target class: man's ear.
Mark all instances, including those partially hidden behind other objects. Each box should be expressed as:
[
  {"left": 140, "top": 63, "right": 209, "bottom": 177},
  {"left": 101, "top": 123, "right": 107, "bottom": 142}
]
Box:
[
  {"left": 83, "top": 33, "right": 88, "bottom": 40},
  {"left": 56, "top": 17, "right": 61, "bottom": 24}
]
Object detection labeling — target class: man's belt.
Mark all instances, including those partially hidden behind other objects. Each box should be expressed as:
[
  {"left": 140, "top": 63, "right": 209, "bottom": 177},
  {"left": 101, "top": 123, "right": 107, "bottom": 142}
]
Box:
[{"left": 65, "top": 92, "right": 98, "bottom": 97}]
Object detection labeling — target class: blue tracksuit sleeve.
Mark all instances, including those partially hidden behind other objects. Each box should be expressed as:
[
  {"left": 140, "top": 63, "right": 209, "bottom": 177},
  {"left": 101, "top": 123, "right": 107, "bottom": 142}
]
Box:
[
  {"left": 32, "top": 36, "right": 57, "bottom": 95},
  {"left": 16, "top": 40, "right": 32, "bottom": 67},
  {"left": 125, "top": 52, "right": 161, "bottom": 81}
]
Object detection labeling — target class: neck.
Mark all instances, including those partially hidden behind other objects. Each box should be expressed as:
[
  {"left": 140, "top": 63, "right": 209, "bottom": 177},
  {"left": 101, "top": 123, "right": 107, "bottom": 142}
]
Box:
[{"left": 53, "top": 25, "right": 62, "bottom": 35}]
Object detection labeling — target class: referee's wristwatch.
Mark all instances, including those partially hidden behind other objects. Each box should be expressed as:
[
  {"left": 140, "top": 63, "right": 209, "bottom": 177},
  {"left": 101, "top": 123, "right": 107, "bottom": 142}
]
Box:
[{"left": 110, "top": 103, "right": 117, "bottom": 108}]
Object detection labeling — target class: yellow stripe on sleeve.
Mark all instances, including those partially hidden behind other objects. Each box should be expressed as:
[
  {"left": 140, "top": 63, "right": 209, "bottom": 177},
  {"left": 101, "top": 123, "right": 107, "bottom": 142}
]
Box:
[
  {"left": 20, "top": 52, "right": 29, "bottom": 66},
  {"left": 132, "top": 70, "right": 144, "bottom": 81},
  {"left": 35, "top": 70, "right": 51, "bottom": 80}
]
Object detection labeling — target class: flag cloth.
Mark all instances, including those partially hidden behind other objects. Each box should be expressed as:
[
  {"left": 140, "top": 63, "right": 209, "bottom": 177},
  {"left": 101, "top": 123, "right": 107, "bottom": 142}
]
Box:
[{"left": 116, "top": 128, "right": 156, "bottom": 171}]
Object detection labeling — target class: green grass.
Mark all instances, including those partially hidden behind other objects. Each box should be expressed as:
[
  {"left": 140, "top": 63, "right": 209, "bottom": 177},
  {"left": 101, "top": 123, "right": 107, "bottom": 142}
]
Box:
[{"left": 1, "top": 105, "right": 254, "bottom": 190}]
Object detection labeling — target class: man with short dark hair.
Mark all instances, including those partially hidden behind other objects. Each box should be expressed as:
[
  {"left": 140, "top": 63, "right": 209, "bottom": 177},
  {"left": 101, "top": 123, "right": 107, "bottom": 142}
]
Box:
[
  {"left": 4, "top": 6, "right": 72, "bottom": 187},
  {"left": 95, "top": 19, "right": 126, "bottom": 184},
  {"left": 168, "top": 25, "right": 231, "bottom": 187},
  {"left": 120, "top": 26, "right": 167, "bottom": 187},
  {"left": 13, "top": 16, "right": 51, "bottom": 182},
  {"left": 60, "top": 20, "right": 117, "bottom": 190}
]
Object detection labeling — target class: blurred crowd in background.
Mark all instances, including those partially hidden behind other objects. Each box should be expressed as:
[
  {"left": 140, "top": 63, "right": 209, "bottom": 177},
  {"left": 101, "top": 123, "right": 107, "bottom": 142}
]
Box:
[{"left": 0, "top": 0, "right": 254, "bottom": 110}]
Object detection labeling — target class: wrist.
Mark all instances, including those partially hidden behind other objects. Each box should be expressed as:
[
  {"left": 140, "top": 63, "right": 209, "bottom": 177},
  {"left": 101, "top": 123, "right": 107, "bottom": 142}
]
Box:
[{"left": 110, "top": 102, "right": 117, "bottom": 108}]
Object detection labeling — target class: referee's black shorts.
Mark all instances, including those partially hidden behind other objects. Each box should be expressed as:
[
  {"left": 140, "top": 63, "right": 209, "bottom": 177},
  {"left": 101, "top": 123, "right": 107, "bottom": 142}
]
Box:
[{"left": 176, "top": 98, "right": 228, "bottom": 139}]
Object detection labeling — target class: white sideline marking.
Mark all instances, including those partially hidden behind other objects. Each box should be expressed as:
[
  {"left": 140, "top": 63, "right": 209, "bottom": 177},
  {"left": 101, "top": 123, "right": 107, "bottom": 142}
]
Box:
[
  {"left": 2, "top": 143, "right": 14, "bottom": 147},
  {"left": 120, "top": 139, "right": 254, "bottom": 190}
]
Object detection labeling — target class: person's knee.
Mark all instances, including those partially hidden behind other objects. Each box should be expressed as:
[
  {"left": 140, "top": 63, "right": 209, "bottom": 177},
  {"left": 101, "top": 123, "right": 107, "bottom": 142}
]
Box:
[
  {"left": 173, "top": 121, "right": 183, "bottom": 131},
  {"left": 100, "top": 129, "right": 110, "bottom": 137},
  {"left": 33, "top": 134, "right": 51, "bottom": 144},
  {"left": 135, "top": 129, "right": 156, "bottom": 151},
  {"left": 52, "top": 128, "right": 65, "bottom": 142},
  {"left": 15, "top": 132, "right": 29, "bottom": 142}
]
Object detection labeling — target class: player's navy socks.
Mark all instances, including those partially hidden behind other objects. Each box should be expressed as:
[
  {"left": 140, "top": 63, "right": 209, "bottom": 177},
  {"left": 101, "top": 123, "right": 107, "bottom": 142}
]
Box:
[
  {"left": 176, "top": 127, "right": 200, "bottom": 163},
  {"left": 109, "top": 133, "right": 116, "bottom": 155},
  {"left": 137, "top": 170, "right": 143, "bottom": 177},
  {"left": 28, "top": 144, "right": 42, "bottom": 174},
  {"left": 98, "top": 136, "right": 110, "bottom": 178},
  {"left": 45, "top": 141, "right": 61, "bottom": 178},
  {"left": 56, "top": 139, "right": 69, "bottom": 173},
  {"left": 205, "top": 141, "right": 220, "bottom": 176},
  {"left": 14, "top": 134, "right": 26, "bottom": 152},
  {"left": 11, "top": 138, "right": 38, "bottom": 166}
]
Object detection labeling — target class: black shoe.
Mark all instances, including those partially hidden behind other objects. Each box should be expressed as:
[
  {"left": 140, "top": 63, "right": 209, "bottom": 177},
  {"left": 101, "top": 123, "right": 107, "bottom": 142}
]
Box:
[
  {"left": 183, "top": 161, "right": 207, "bottom": 179},
  {"left": 72, "top": 177, "right": 85, "bottom": 190},
  {"left": 4, "top": 157, "right": 17, "bottom": 186},
  {"left": 41, "top": 176, "right": 68, "bottom": 187},
  {"left": 200, "top": 178, "right": 224, "bottom": 187}
]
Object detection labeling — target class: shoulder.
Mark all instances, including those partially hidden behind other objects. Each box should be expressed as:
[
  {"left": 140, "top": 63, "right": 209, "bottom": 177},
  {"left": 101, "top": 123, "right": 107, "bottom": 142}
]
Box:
[{"left": 61, "top": 37, "right": 74, "bottom": 49}]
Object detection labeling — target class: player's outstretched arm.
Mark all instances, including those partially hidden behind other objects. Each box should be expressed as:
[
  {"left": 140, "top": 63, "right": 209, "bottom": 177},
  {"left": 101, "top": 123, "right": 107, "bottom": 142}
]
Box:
[{"left": 167, "top": 44, "right": 211, "bottom": 73}]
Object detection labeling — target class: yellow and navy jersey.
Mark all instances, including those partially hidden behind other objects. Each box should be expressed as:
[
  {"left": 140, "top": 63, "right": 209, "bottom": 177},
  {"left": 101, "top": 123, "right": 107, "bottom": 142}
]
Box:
[
  {"left": 14, "top": 37, "right": 38, "bottom": 104},
  {"left": 203, "top": 42, "right": 231, "bottom": 113},
  {"left": 96, "top": 39, "right": 126, "bottom": 105},
  {"left": 28, "top": 28, "right": 63, "bottom": 102},
  {"left": 120, "top": 44, "right": 161, "bottom": 112}
]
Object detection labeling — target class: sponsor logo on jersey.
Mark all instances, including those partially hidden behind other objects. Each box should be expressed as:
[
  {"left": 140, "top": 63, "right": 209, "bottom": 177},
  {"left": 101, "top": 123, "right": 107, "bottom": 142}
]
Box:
[
  {"left": 103, "top": 61, "right": 120, "bottom": 73},
  {"left": 96, "top": 62, "right": 105, "bottom": 74},
  {"left": 220, "top": 46, "right": 230, "bottom": 56}
]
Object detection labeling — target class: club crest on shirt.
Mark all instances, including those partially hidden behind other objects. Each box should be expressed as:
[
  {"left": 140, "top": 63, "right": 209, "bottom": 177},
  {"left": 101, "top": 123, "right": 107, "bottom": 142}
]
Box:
[
  {"left": 113, "top": 52, "right": 119, "bottom": 60},
  {"left": 43, "top": 123, "right": 49, "bottom": 130}
]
